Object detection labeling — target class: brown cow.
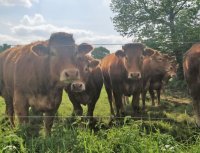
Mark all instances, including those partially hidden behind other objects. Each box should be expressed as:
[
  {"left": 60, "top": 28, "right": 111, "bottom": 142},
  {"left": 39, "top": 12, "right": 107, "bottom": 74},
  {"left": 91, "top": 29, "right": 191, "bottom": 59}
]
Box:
[
  {"left": 0, "top": 32, "right": 93, "bottom": 135},
  {"left": 183, "top": 43, "right": 200, "bottom": 126},
  {"left": 65, "top": 47, "right": 103, "bottom": 121},
  {"left": 101, "top": 43, "right": 154, "bottom": 117},
  {"left": 142, "top": 48, "right": 178, "bottom": 109},
  {"left": 148, "top": 54, "right": 178, "bottom": 107}
]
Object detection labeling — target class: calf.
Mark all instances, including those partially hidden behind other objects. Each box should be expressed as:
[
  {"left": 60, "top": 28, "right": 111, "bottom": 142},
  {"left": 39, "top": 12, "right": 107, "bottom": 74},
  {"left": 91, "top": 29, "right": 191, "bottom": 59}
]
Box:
[
  {"left": 65, "top": 44, "right": 103, "bottom": 121},
  {"left": 101, "top": 43, "right": 154, "bottom": 117},
  {"left": 0, "top": 32, "right": 92, "bottom": 135},
  {"left": 183, "top": 43, "right": 200, "bottom": 126}
]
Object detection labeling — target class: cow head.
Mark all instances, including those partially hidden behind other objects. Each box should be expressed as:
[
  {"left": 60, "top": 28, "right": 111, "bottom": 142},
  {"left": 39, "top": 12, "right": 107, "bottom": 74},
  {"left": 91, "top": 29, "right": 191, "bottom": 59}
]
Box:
[
  {"left": 163, "top": 55, "right": 179, "bottom": 81},
  {"left": 32, "top": 32, "right": 81, "bottom": 86},
  {"left": 144, "top": 48, "right": 178, "bottom": 81},
  {"left": 115, "top": 43, "right": 145, "bottom": 80},
  {"left": 144, "top": 49, "right": 169, "bottom": 74},
  {"left": 70, "top": 43, "right": 100, "bottom": 92}
]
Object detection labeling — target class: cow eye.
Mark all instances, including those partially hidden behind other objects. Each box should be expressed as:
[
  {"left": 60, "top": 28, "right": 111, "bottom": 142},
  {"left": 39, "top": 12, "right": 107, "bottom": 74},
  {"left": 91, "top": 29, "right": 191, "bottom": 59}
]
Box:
[
  {"left": 170, "top": 66, "right": 173, "bottom": 70},
  {"left": 140, "top": 56, "right": 144, "bottom": 60}
]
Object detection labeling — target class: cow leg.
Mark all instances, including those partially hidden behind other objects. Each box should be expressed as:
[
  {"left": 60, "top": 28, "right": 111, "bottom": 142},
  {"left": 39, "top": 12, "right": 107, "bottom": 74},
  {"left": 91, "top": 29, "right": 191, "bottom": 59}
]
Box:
[
  {"left": 73, "top": 105, "right": 83, "bottom": 116},
  {"left": 156, "top": 89, "right": 161, "bottom": 106},
  {"left": 132, "top": 92, "right": 140, "bottom": 115},
  {"left": 87, "top": 98, "right": 98, "bottom": 127},
  {"left": 105, "top": 85, "right": 115, "bottom": 116},
  {"left": 113, "top": 91, "right": 124, "bottom": 117},
  {"left": 68, "top": 93, "right": 83, "bottom": 116},
  {"left": 149, "top": 89, "right": 155, "bottom": 106},
  {"left": 5, "top": 96, "right": 15, "bottom": 127},
  {"left": 122, "top": 95, "right": 130, "bottom": 106},
  {"left": 142, "top": 90, "right": 147, "bottom": 111},
  {"left": 192, "top": 97, "right": 200, "bottom": 127},
  {"left": 44, "top": 111, "right": 55, "bottom": 136},
  {"left": 13, "top": 91, "right": 29, "bottom": 124}
]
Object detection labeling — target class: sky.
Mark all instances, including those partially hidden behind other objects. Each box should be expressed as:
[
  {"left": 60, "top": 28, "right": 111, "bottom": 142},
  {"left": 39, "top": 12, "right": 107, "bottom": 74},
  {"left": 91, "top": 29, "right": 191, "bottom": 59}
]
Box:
[{"left": 0, "top": 0, "right": 133, "bottom": 51}]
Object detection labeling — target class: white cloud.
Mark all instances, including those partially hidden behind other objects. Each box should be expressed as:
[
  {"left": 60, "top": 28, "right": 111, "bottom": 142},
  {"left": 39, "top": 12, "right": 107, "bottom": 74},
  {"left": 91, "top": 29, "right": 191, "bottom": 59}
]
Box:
[
  {"left": 20, "top": 14, "right": 45, "bottom": 26},
  {"left": 0, "top": 34, "right": 23, "bottom": 44},
  {"left": 2, "top": 13, "right": 133, "bottom": 51},
  {"left": 0, "top": 0, "right": 38, "bottom": 8}
]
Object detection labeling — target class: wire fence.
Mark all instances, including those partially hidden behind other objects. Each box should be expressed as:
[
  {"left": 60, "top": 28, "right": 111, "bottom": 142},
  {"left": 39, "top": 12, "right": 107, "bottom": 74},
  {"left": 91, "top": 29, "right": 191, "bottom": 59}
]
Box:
[
  {"left": 0, "top": 113, "right": 193, "bottom": 121},
  {"left": 5, "top": 41, "right": 200, "bottom": 47}
]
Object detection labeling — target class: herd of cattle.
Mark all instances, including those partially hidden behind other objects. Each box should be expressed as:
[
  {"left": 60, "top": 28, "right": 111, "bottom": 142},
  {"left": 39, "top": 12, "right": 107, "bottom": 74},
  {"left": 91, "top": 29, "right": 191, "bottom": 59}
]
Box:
[{"left": 0, "top": 32, "right": 199, "bottom": 135}]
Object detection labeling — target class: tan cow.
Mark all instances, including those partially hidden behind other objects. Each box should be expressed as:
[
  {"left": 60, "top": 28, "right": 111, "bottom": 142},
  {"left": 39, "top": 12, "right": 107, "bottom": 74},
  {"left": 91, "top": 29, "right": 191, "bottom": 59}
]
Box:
[
  {"left": 148, "top": 55, "right": 178, "bottom": 107},
  {"left": 0, "top": 32, "right": 94, "bottom": 135},
  {"left": 65, "top": 48, "right": 103, "bottom": 123},
  {"left": 183, "top": 43, "right": 200, "bottom": 126},
  {"left": 101, "top": 43, "right": 154, "bottom": 117},
  {"left": 142, "top": 48, "right": 178, "bottom": 109}
]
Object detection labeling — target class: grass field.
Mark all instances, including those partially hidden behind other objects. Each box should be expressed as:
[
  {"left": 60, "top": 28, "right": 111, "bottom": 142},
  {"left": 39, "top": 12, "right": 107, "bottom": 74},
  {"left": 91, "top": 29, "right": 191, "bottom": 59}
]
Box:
[{"left": 1, "top": 86, "right": 200, "bottom": 153}]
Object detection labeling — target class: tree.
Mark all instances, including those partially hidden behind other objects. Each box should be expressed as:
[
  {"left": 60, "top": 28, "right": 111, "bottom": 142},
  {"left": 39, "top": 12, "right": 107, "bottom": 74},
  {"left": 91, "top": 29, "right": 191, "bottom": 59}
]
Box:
[
  {"left": 0, "top": 44, "right": 11, "bottom": 52},
  {"left": 110, "top": 0, "right": 200, "bottom": 79},
  {"left": 91, "top": 47, "right": 110, "bottom": 59}
]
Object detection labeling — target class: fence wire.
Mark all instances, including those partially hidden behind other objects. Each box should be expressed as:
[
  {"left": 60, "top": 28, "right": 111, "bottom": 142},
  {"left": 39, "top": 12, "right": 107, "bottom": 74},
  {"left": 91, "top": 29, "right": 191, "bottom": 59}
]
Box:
[
  {"left": 5, "top": 41, "right": 200, "bottom": 47},
  {"left": 0, "top": 114, "right": 193, "bottom": 121}
]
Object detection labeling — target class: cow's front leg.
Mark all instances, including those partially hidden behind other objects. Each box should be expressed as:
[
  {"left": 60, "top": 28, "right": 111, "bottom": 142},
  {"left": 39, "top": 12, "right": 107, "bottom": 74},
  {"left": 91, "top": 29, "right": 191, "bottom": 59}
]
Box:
[
  {"left": 113, "top": 91, "right": 124, "bottom": 117},
  {"left": 44, "top": 111, "right": 56, "bottom": 136},
  {"left": 132, "top": 91, "right": 140, "bottom": 115},
  {"left": 13, "top": 90, "right": 29, "bottom": 125},
  {"left": 192, "top": 97, "right": 200, "bottom": 127},
  {"left": 5, "top": 96, "right": 15, "bottom": 127}
]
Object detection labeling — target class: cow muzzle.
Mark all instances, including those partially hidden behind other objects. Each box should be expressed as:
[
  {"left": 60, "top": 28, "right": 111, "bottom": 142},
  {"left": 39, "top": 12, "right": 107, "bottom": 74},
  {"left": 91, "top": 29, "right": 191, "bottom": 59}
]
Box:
[
  {"left": 128, "top": 72, "right": 141, "bottom": 80},
  {"left": 71, "top": 81, "right": 85, "bottom": 92},
  {"left": 170, "top": 74, "right": 177, "bottom": 78},
  {"left": 60, "top": 69, "right": 80, "bottom": 83}
]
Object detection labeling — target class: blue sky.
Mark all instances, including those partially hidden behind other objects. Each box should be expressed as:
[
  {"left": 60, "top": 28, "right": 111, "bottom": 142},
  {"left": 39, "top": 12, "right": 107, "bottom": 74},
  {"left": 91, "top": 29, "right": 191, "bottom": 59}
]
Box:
[{"left": 0, "top": 0, "right": 132, "bottom": 51}]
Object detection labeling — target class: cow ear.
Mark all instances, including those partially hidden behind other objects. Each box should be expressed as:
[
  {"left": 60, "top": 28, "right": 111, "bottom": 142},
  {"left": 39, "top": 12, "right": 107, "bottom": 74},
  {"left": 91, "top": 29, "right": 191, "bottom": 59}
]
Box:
[
  {"left": 115, "top": 50, "right": 126, "bottom": 58},
  {"left": 77, "top": 43, "right": 93, "bottom": 55},
  {"left": 143, "top": 48, "right": 155, "bottom": 56},
  {"left": 89, "top": 59, "right": 100, "bottom": 69},
  {"left": 32, "top": 44, "right": 49, "bottom": 56}
]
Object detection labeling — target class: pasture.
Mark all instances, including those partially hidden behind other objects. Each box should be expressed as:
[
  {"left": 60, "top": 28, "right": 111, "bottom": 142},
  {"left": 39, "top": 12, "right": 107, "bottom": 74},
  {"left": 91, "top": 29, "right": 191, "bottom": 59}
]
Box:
[{"left": 0, "top": 83, "right": 200, "bottom": 153}]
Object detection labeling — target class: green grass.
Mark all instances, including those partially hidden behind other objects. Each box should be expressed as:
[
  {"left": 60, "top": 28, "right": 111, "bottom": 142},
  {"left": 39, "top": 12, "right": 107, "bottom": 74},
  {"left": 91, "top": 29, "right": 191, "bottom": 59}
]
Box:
[{"left": 1, "top": 87, "right": 200, "bottom": 153}]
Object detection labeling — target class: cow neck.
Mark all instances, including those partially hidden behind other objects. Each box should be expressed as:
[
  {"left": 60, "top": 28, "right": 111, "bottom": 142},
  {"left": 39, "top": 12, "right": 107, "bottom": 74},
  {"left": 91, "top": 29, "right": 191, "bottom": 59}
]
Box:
[
  {"left": 37, "top": 55, "right": 58, "bottom": 91},
  {"left": 142, "top": 57, "right": 151, "bottom": 79}
]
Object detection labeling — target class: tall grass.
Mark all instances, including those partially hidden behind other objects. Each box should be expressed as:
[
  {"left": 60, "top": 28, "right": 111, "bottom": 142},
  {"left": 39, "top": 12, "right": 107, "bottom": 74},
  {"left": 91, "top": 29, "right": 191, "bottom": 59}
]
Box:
[{"left": 0, "top": 88, "right": 199, "bottom": 153}]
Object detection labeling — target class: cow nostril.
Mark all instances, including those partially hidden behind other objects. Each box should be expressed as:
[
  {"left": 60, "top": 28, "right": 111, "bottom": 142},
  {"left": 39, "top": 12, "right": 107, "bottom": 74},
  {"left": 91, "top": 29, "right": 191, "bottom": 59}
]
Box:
[
  {"left": 72, "top": 83, "right": 75, "bottom": 89},
  {"left": 65, "top": 72, "right": 69, "bottom": 78},
  {"left": 130, "top": 73, "right": 134, "bottom": 77}
]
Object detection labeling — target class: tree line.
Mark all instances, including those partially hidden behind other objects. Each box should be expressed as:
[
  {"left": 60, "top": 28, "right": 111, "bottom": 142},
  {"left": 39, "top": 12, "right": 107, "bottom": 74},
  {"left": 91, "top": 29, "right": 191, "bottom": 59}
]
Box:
[
  {"left": 0, "top": 44, "right": 11, "bottom": 52},
  {"left": 110, "top": 0, "right": 200, "bottom": 79}
]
